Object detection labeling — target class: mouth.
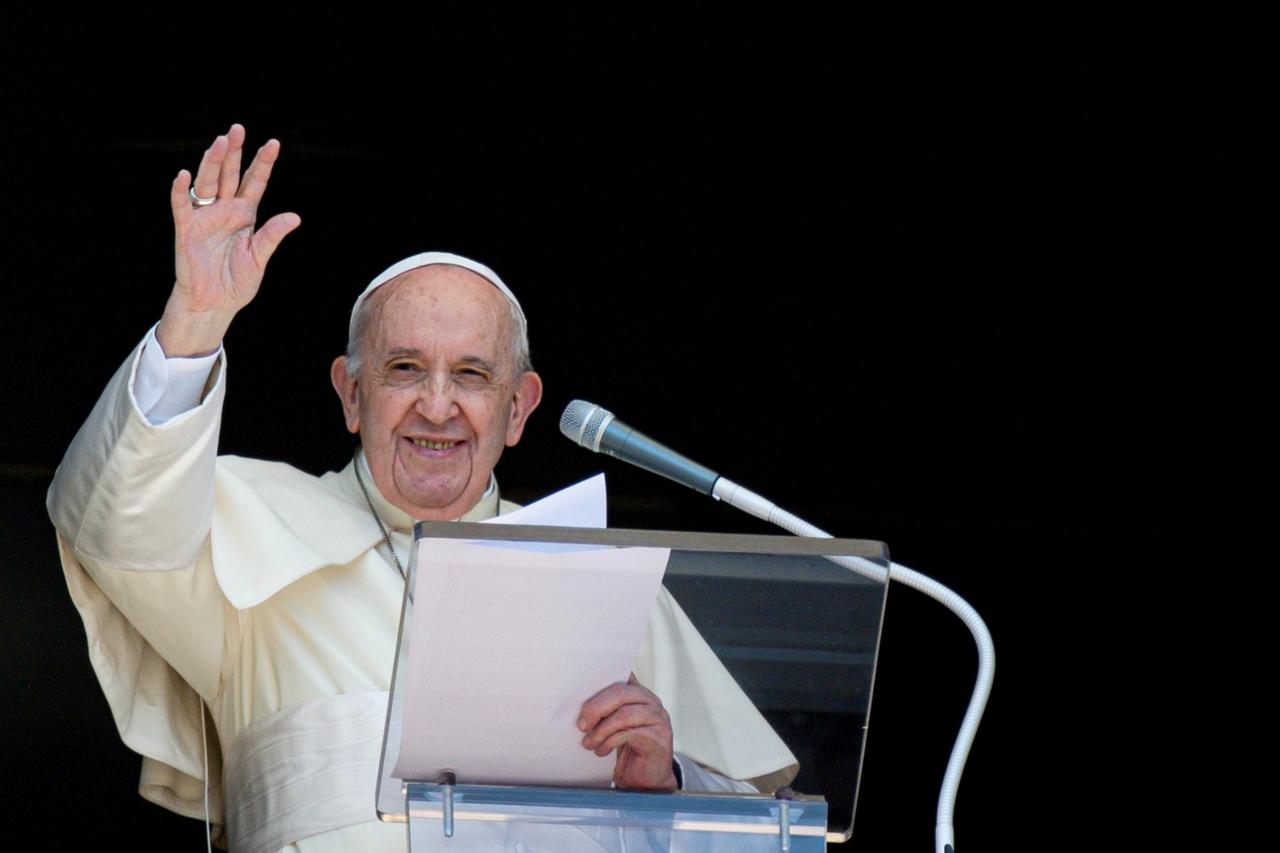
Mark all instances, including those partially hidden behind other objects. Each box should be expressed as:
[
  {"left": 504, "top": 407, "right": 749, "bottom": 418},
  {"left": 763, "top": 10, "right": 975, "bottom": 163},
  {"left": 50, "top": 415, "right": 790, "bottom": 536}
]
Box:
[{"left": 409, "top": 438, "right": 460, "bottom": 451}]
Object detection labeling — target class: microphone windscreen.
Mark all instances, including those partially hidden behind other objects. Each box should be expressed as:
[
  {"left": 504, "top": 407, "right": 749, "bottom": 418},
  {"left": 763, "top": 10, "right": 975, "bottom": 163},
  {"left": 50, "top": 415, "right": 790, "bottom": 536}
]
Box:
[{"left": 559, "top": 400, "right": 611, "bottom": 450}]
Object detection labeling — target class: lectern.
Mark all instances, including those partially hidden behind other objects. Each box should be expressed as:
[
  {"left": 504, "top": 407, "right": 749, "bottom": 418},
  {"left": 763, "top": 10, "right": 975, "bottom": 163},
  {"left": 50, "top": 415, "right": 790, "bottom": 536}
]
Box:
[{"left": 377, "top": 523, "right": 889, "bottom": 851}]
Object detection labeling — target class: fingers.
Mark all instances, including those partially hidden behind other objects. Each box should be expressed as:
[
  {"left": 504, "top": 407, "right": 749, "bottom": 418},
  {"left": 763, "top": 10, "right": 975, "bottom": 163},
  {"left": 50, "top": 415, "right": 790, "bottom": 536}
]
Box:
[
  {"left": 170, "top": 169, "right": 193, "bottom": 229},
  {"left": 171, "top": 125, "right": 295, "bottom": 268},
  {"left": 181, "top": 125, "right": 271, "bottom": 212},
  {"left": 579, "top": 683, "right": 670, "bottom": 753},
  {"left": 218, "top": 123, "right": 246, "bottom": 200},
  {"left": 578, "top": 682, "right": 644, "bottom": 733},
  {"left": 251, "top": 212, "right": 303, "bottom": 268},
  {"left": 238, "top": 138, "right": 282, "bottom": 205},
  {"left": 171, "top": 126, "right": 292, "bottom": 231},
  {"left": 579, "top": 682, "right": 675, "bottom": 791},
  {"left": 191, "top": 133, "right": 228, "bottom": 202},
  {"left": 596, "top": 725, "right": 667, "bottom": 760},
  {"left": 584, "top": 703, "right": 669, "bottom": 756}
]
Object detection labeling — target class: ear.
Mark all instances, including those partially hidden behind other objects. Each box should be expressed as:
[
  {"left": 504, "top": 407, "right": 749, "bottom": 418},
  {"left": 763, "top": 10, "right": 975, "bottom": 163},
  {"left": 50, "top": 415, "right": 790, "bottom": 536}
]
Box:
[
  {"left": 504, "top": 370, "right": 544, "bottom": 447},
  {"left": 330, "top": 355, "right": 361, "bottom": 434}
]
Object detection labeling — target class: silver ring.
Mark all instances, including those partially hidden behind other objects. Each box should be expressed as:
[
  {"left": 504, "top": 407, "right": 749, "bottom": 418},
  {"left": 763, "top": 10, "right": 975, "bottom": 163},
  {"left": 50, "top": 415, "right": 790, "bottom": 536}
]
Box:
[{"left": 189, "top": 186, "right": 217, "bottom": 207}]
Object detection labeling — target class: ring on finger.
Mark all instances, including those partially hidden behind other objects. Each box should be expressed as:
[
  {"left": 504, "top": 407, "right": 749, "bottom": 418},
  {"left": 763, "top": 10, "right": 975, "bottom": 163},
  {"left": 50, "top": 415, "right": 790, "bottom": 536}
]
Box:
[{"left": 189, "top": 187, "right": 217, "bottom": 207}]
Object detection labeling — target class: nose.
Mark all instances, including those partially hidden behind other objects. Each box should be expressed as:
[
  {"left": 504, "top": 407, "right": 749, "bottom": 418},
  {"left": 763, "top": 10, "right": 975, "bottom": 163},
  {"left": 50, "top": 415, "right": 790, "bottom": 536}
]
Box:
[{"left": 414, "top": 373, "right": 462, "bottom": 424}]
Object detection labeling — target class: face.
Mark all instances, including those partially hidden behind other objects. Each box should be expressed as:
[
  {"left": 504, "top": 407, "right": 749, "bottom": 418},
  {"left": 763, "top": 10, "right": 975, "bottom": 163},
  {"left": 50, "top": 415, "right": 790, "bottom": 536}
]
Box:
[{"left": 330, "top": 265, "right": 542, "bottom": 520}]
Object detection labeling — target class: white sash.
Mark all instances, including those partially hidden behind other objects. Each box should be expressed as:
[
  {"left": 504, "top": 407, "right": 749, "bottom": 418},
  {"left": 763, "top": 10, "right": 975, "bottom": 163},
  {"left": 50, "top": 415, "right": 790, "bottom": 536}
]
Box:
[{"left": 223, "top": 691, "right": 389, "bottom": 853}]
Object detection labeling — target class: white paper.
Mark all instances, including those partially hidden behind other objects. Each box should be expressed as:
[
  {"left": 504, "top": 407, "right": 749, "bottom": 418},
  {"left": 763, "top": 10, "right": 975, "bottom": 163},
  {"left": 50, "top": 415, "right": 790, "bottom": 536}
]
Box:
[
  {"left": 480, "top": 472, "right": 607, "bottom": 529},
  {"left": 473, "top": 472, "right": 608, "bottom": 553},
  {"left": 387, "top": 473, "right": 672, "bottom": 788},
  {"left": 393, "top": 537, "right": 670, "bottom": 786},
  {"left": 378, "top": 475, "right": 614, "bottom": 817}
]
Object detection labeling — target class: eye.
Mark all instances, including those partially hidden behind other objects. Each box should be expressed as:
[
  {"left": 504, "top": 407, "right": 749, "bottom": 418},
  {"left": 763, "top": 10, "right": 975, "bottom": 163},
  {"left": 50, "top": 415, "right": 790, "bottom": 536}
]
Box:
[
  {"left": 383, "top": 361, "right": 424, "bottom": 383},
  {"left": 454, "top": 366, "right": 494, "bottom": 386}
]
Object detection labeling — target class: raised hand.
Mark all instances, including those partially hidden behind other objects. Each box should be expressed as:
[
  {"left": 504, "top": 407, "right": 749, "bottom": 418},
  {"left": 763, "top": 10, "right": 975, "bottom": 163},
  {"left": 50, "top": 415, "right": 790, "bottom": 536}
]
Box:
[
  {"left": 157, "top": 123, "right": 301, "bottom": 357},
  {"left": 578, "top": 676, "right": 678, "bottom": 792}
]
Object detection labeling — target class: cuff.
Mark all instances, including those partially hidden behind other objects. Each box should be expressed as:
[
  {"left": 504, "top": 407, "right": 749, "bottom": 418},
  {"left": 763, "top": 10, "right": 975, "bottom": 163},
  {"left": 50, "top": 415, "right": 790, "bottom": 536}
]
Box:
[
  {"left": 673, "top": 752, "right": 759, "bottom": 794},
  {"left": 134, "top": 324, "right": 222, "bottom": 425}
]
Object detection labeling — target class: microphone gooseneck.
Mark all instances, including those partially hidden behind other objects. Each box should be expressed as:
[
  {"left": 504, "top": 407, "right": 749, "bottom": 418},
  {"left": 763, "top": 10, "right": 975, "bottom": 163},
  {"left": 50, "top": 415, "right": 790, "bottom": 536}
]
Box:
[{"left": 559, "top": 398, "right": 993, "bottom": 853}]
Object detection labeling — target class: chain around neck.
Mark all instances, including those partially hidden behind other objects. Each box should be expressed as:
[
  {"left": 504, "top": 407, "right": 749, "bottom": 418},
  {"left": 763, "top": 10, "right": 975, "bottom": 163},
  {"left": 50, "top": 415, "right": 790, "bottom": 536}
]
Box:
[{"left": 352, "top": 454, "right": 405, "bottom": 579}]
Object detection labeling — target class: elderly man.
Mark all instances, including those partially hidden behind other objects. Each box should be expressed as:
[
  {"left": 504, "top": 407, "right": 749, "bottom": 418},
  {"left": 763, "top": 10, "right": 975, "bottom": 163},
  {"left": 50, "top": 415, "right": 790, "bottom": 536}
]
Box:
[{"left": 48, "top": 125, "right": 796, "bottom": 850}]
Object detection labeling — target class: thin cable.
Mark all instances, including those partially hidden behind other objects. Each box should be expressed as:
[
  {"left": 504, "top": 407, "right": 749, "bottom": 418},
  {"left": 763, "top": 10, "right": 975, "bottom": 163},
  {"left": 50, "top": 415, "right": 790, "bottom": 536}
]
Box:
[{"left": 202, "top": 702, "right": 213, "bottom": 853}]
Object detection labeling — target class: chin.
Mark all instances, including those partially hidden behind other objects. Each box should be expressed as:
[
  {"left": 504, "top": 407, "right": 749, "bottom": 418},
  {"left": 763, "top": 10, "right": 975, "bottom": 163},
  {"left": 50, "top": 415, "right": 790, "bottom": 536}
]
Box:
[{"left": 400, "top": 485, "right": 473, "bottom": 518}]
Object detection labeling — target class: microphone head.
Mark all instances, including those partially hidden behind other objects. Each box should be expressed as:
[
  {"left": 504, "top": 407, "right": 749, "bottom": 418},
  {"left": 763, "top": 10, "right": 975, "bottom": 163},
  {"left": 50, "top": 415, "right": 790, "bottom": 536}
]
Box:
[{"left": 560, "top": 400, "right": 614, "bottom": 452}]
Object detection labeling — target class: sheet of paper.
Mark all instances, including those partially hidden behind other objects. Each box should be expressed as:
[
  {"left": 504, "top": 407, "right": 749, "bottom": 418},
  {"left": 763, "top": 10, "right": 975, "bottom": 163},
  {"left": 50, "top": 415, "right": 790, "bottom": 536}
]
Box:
[
  {"left": 480, "top": 472, "right": 607, "bottom": 529},
  {"left": 392, "top": 535, "right": 670, "bottom": 787},
  {"left": 378, "top": 474, "right": 614, "bottom": 816},
  {"left": 472, "top": 472, "right": 608, "bottom": 554}
]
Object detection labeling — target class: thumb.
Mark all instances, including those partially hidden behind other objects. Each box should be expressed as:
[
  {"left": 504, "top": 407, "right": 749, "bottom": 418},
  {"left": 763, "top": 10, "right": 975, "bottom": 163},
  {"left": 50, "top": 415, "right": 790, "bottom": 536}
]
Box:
[{"left": 251, "top": 212, "right": 302, "bottom": 267}]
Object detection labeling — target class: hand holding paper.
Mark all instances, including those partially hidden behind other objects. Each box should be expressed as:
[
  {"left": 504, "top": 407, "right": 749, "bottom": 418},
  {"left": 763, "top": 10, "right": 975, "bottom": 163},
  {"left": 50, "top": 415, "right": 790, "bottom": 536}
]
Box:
[
  {"left": 390, "top": 476, "right": 674, "bottom": 788},
  {"left": 579, "top": 675, "right": 678, "bottom": 791}
]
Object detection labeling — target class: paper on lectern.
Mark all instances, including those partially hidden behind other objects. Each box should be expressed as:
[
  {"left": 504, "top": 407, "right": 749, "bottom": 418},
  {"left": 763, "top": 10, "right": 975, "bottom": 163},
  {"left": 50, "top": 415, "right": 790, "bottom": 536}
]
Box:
[{"left": 390, "top": 474, "right": 670, "bottom": 787}]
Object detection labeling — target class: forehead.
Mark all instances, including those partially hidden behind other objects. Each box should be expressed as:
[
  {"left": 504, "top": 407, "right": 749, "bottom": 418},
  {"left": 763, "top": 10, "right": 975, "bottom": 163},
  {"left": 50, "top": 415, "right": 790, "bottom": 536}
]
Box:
[{"left": 364, "top": 265, "right": 511, "bottom": 356}]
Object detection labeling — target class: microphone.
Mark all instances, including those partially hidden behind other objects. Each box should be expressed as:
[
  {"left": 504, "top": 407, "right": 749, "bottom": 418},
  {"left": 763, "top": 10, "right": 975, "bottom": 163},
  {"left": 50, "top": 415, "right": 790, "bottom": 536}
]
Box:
[
  {"left": 562, "top": 400, "right": 992, "bottom": 853},
  {"left": 561, "top": 400, "right": 992, "bottom": 853},
  {"left": 559, "top": 400, "right": 721, "bottom": 495}
]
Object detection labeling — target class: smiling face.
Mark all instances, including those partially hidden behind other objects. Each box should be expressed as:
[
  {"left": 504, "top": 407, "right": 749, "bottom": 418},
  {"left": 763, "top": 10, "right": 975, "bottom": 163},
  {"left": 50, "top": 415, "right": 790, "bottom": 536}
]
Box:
[{"left": 330, "top": 264, "right": 542, "bottom": 520}]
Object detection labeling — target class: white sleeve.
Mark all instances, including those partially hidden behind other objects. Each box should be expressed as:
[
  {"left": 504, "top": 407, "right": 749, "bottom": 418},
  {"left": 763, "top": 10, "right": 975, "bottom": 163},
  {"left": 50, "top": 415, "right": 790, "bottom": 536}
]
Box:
[
  {"left": 48, "top": 327, "right": 230, "bottom": 790},
  {"left": 674, "top": 752, "right": 760, "bottom": 794},
  {"left": 48, "top": 329, "right": 226, "bottom": 569},
  {"left": 134, "top": 324, "right": 222, "bottom": 425}
]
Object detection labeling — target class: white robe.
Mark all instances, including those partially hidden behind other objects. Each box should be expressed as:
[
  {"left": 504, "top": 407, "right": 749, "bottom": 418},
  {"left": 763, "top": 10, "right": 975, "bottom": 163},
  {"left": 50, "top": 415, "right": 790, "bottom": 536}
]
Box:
[{"left": 48, "top": 336, "right": 798, "bottom": 851}]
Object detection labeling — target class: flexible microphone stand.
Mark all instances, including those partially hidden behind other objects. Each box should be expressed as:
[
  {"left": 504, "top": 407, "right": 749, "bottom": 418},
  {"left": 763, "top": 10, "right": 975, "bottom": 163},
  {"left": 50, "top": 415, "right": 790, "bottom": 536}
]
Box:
[{"left": 562, "top": 400, "right": 994, "bottom": 853}]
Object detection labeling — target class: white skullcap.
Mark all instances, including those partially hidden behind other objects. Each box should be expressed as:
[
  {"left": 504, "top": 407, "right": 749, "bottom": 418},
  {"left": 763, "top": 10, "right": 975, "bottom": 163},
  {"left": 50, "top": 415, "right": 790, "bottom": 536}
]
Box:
[{"left": 349, "top": 251, "right": 524, "bottom": 343}]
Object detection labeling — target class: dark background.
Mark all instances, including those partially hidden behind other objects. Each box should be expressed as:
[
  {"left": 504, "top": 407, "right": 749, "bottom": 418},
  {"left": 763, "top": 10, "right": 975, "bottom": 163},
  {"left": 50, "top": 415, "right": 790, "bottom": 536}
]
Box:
[{"left": 1, "top": 9, "right": 1255, "bottom": 851}]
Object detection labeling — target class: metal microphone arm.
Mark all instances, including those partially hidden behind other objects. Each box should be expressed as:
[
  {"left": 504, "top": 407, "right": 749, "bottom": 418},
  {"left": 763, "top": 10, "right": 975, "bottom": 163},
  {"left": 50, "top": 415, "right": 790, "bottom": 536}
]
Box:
[{"left": 560, "top": 400, "right": 993, "bottom": 853}]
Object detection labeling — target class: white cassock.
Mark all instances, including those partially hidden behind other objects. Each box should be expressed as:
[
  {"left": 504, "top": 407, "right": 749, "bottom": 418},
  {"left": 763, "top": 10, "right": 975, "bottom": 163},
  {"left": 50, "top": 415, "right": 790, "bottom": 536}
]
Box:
[{"left": 47, "top": 330, "right": 798, "bottom": 852}]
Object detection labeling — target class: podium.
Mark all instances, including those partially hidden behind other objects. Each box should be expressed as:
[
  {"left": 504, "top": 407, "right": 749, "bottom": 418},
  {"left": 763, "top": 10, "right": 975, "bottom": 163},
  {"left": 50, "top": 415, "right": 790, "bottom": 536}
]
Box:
[{"left": 377, "top": 523, "right": 889, "bottom": 850}]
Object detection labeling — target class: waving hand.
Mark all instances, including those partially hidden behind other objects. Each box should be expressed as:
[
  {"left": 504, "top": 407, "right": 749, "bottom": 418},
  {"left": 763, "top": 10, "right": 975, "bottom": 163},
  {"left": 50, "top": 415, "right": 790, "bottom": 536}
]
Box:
[{"left": 157, "top": 123, "right": 301, "bottom": 357}]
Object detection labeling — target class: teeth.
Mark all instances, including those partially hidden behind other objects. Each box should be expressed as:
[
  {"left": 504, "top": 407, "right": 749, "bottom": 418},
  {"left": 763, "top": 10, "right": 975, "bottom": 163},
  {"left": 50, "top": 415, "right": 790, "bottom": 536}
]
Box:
[{"left": 411, "top": 439, "right": 457, "bottom": 450}]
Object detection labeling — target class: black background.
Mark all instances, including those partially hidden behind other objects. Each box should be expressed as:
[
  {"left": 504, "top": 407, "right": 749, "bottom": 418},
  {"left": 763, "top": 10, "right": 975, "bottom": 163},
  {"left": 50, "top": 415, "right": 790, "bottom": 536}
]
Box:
[{"left": 1, "top": 9, "right": 1256, "bottom": 851}]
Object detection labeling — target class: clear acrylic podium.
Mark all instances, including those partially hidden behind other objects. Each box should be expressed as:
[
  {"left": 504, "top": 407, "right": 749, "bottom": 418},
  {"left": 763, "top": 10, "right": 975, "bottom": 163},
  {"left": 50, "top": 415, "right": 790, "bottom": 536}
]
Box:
[{"left": 377, "top": 522, "right": 889, "bottom": 851}]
